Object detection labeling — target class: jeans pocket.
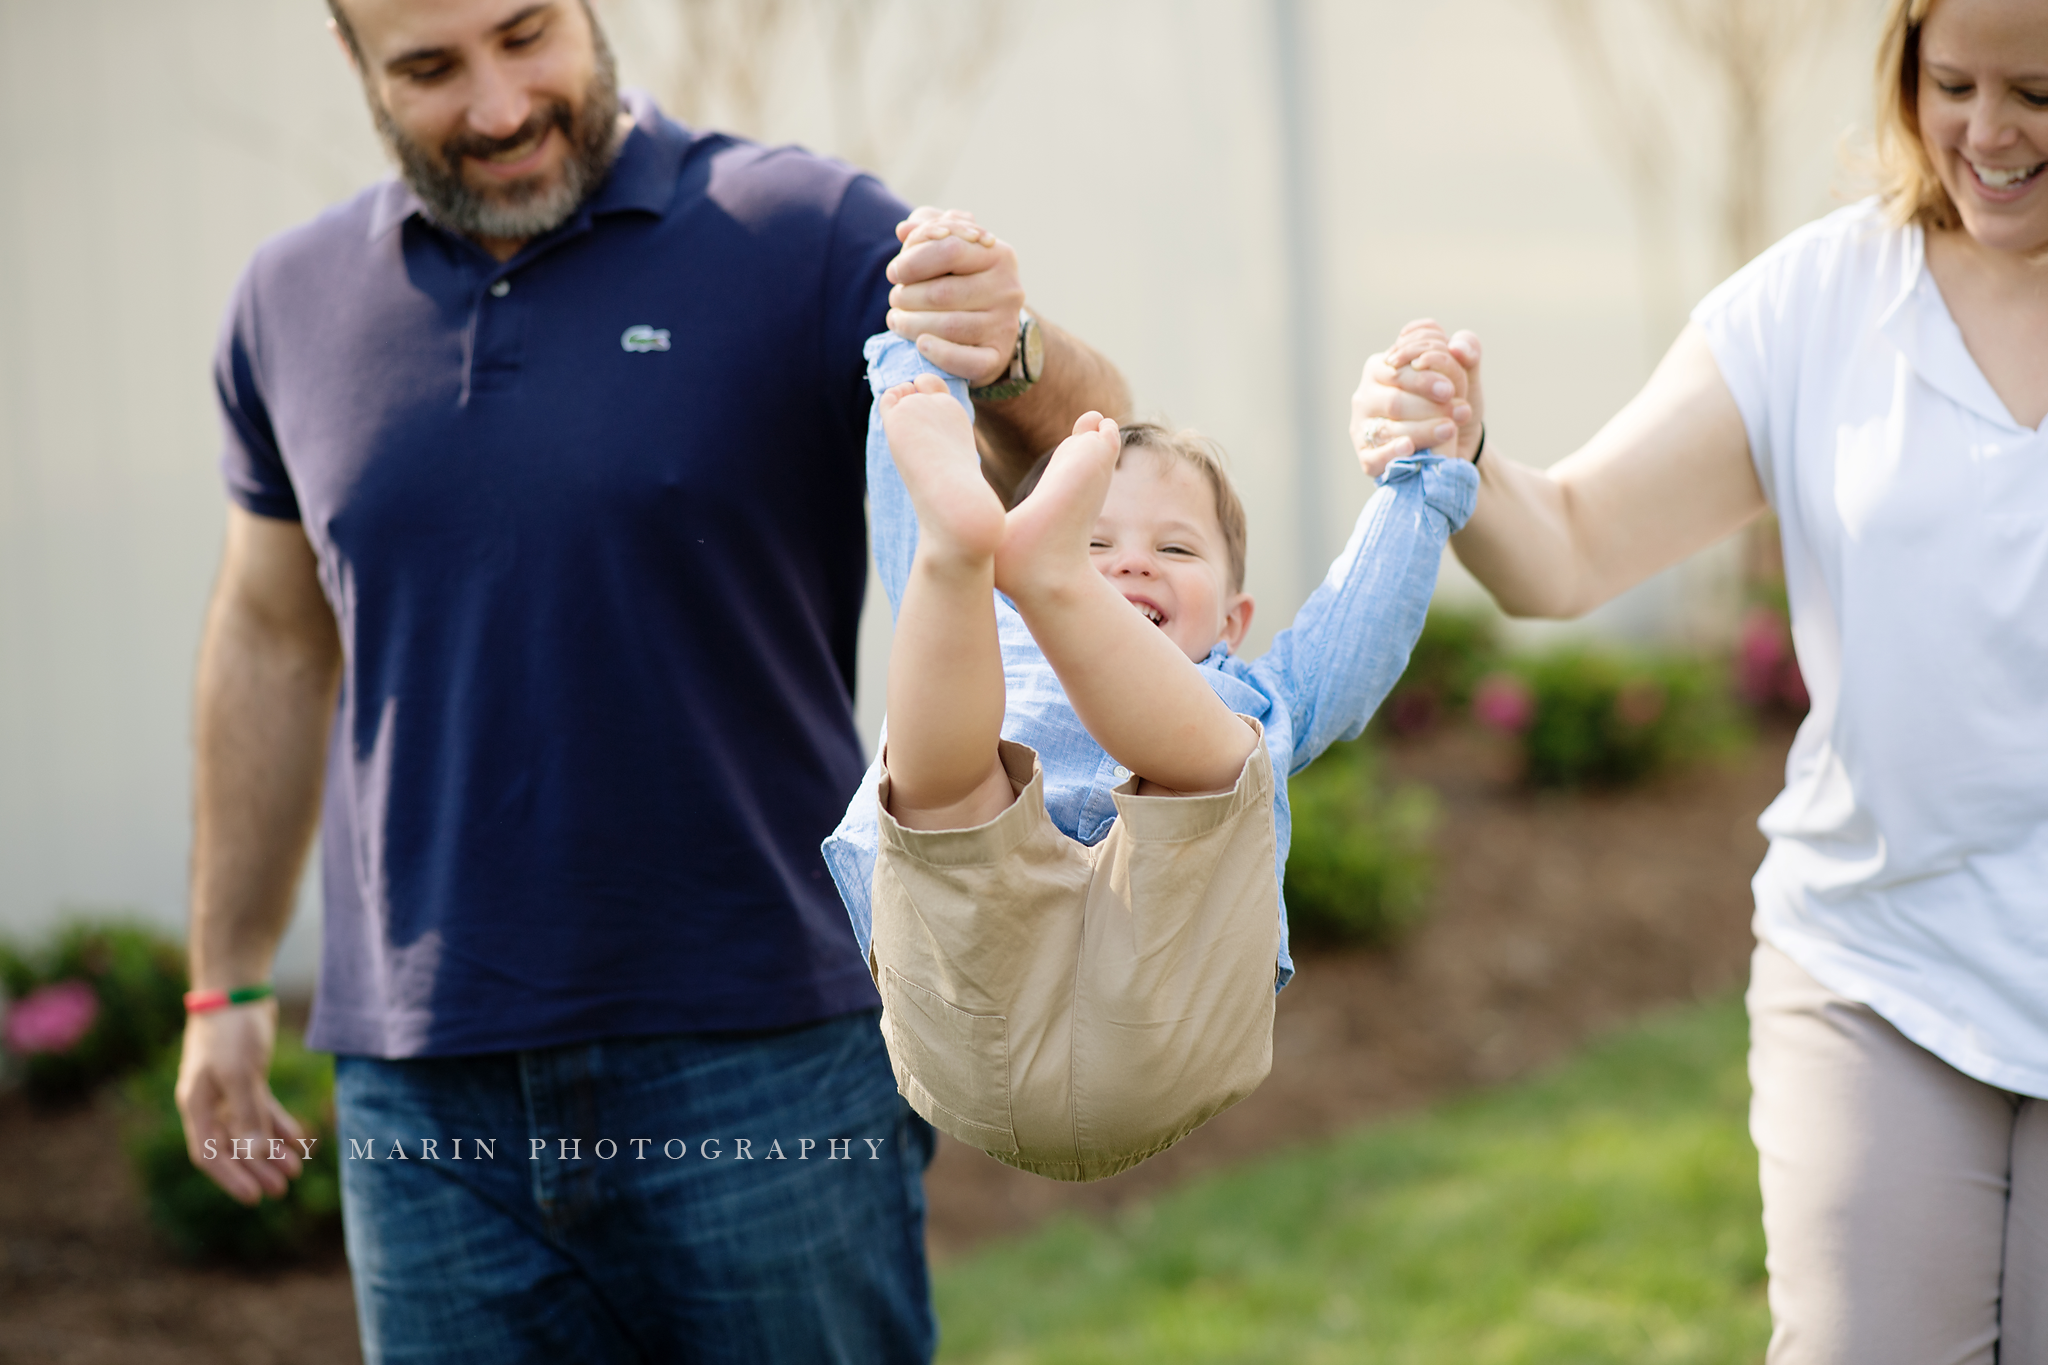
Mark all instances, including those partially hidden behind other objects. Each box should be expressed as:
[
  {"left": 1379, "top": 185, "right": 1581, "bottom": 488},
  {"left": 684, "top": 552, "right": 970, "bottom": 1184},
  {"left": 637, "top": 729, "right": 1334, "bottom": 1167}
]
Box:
[{"left": 880, "top": 966, "right": 1018, "bottom": 1156}]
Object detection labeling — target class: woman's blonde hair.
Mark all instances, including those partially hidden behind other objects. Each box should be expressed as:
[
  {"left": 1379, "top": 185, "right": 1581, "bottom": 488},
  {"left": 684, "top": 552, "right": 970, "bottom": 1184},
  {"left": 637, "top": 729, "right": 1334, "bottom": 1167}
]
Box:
[{"left": 1874, "top": 0, "right": 1960, "bottom": 230}]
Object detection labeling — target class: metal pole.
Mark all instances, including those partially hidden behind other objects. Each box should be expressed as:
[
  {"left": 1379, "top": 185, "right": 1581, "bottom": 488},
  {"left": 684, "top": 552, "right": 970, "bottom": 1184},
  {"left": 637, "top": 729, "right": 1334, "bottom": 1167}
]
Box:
[{"left": 1271, "top": 0, "right": 1326, "bottom": 601}]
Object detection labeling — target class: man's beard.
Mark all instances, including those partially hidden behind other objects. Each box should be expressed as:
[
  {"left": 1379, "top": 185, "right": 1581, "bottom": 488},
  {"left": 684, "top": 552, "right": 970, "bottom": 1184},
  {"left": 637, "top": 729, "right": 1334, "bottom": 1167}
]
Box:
[{"left": 370, "top": 28, "right": 622, "bottom": 243}]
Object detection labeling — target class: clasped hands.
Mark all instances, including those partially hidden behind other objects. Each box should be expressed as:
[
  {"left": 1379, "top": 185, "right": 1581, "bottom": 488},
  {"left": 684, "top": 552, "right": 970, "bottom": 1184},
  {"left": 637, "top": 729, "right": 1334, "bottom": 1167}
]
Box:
[
  {"left": 1351, "top": 319, "right": 1487, "bottom": 478},
  {"left": 885, "top": 205, "right": 1027, "bottom": 389}
]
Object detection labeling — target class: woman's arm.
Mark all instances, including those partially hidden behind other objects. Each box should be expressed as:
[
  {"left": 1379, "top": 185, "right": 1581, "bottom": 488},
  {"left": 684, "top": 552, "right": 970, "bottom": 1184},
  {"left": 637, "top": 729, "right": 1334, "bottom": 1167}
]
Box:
[{"left": 1356, "top": 322, "right": 1768, "bottom": 619}]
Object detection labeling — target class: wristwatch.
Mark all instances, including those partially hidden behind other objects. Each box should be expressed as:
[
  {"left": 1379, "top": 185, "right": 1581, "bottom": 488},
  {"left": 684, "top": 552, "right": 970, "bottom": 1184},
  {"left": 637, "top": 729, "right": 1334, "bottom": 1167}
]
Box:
[{"left": 969, "top": 309, "right": 1044, "bottom": 402}]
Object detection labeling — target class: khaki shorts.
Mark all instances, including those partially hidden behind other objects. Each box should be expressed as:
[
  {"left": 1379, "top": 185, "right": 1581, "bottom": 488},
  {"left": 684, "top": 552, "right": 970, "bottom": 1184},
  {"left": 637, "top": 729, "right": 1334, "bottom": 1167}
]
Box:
[{"left": 870, "top": 721, "right": 1279, "bottom": 1182}]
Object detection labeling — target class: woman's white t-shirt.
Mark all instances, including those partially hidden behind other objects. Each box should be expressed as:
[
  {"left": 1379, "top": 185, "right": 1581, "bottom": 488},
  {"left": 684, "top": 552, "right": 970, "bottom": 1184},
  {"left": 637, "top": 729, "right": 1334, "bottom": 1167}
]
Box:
[{"left": 1693, "top": 197, "right": 2048, "bottom": 1098}]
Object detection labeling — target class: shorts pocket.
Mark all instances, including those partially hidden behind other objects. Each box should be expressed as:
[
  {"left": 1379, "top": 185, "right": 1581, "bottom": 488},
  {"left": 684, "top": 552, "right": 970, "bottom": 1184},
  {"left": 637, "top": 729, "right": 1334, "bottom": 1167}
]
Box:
[{"left": 880, "top": 967, "right": 1017, "bottom": 1155}]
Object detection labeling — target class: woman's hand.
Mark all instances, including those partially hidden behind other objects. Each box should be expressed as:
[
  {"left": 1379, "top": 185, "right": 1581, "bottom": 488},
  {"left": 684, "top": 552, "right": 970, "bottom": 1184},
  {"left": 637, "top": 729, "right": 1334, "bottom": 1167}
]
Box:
[{"left": 1351, "top": 319, "right": 1485, "bottom": 477}]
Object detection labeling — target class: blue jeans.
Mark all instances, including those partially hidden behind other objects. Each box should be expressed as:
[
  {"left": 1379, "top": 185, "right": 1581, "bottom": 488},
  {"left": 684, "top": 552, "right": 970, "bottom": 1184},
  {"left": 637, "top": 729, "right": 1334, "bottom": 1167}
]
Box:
[{"left": 334, "top": 1009, "right": 937, "bottom": 1364}]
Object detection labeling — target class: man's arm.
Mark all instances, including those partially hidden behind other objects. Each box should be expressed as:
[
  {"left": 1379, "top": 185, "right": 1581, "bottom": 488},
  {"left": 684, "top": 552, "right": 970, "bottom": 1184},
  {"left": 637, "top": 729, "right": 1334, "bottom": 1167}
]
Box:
[
  {"left": 975, "top": 316, "right": 1128, "bottom": 501},
  {"left": 885, "top": 208, "right": 1132, "bottom": 503},
  {"left": 175, "top": 505, "right": 340, "bottom": 1204}
]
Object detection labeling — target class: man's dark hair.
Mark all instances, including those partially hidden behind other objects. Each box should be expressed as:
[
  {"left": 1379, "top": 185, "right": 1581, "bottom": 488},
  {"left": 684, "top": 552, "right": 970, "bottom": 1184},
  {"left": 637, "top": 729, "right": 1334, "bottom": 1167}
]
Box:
[
  {"left": 326, "top": 1, "right": 363, "bottom": 64},
  {"left": 326, "top": 1, "right": 603, "bottom": 67}
]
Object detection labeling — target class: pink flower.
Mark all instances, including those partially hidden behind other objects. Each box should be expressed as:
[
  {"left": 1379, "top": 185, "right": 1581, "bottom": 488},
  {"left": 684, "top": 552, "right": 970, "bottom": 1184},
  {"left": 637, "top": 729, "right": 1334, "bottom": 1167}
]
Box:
[
  {"left": 1737, "top": 607, "right": 1790, "bottom": 706},
  {"left": 1472, "top": 673, "right": 1536, "bottom": 734},
  {"left": 4, "top": 979, "right": 100, "bottom": 1056}
]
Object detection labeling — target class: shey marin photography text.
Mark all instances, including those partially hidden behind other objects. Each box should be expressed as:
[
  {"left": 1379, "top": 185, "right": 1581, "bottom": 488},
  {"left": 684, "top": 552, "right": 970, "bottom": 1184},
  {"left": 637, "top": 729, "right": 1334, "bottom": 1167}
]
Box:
[{"left": 201, "top": 1136, "right": 895, "bottom": 1162}]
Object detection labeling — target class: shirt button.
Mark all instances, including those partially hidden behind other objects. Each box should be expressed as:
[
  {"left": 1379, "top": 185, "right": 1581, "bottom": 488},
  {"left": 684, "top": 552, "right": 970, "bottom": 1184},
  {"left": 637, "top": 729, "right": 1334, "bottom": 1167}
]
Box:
[
  {"left": 489, "top": 279, "right": 511, "bottom": 298},
  {"left": 1113, "top": 765, "right": 1130, "bottom": 780}
]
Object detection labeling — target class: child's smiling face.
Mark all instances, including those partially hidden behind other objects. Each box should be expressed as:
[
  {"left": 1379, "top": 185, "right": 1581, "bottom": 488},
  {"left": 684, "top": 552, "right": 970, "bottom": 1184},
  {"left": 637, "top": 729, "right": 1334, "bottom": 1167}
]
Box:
[{"left": 1089, "top": 446, "right": 1255, "bottom": 663}]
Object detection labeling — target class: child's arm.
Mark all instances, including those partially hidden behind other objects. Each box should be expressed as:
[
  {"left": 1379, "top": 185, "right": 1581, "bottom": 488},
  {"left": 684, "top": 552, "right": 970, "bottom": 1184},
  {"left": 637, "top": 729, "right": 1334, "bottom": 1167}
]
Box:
[
  {"left": 878, "top": 375, "right": 1016, "bottom": 831},
  {"left": 996, "top": 414, "right": 1257, "bottom": 796},
  {"left": 1262, "top": 452, "right": 1480, "bottom": 772}
]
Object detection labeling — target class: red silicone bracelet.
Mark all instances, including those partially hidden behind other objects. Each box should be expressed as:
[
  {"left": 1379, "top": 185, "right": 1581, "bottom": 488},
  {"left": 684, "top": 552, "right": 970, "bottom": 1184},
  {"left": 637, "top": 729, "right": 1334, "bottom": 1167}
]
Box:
[{"left": 183, "top": 984, "right": 275, "bottom": 1013}]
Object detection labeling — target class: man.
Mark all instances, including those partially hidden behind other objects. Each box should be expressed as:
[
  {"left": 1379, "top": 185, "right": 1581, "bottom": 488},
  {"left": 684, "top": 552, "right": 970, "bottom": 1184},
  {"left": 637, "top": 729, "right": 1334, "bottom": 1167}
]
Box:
[{"left": 172, "top": 1, "right": 1129, "bottom": 1359}]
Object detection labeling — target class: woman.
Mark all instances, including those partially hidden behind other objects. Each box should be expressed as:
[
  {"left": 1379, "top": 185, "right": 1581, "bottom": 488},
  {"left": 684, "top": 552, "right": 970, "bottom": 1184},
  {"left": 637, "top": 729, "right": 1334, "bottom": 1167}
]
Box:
[{"left": 1353, "top": 0, "right": 2046, "bottom": 1358}]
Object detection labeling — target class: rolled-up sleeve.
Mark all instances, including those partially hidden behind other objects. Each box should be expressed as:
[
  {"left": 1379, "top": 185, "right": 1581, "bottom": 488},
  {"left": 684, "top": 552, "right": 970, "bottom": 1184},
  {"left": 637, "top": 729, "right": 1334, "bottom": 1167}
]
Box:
[{"left": 1254, "top": 453, "right": 1477, "bottom": 773}]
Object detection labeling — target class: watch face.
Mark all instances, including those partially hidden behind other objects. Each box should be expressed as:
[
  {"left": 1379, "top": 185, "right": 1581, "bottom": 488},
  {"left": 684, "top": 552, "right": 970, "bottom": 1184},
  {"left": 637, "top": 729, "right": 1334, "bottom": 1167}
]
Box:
[{"left": 1021, "top": 315, "right": 1046, "bottom": 382}]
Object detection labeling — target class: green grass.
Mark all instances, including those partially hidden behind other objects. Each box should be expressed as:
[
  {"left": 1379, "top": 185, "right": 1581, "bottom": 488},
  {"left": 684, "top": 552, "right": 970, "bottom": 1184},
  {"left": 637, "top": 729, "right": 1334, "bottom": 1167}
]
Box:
[{"left": 934, "top": 996, "right": 1767, "bottom": 1364}]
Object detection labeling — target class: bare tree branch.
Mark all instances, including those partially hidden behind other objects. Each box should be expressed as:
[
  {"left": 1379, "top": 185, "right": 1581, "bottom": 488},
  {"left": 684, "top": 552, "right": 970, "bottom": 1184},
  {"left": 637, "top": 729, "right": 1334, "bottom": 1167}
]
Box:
[
  {"left": 1547, "top": 0, "right": 1687, "bottom": 351},
  {"left": 664, "top": 0, "right": 793, "bottom": 135},
  {"left": 1546, "top": 0, "right": 1857, "bottom": 352},
  {"left": 610, "top": 0, "right": 1014, "bottom": 193}
]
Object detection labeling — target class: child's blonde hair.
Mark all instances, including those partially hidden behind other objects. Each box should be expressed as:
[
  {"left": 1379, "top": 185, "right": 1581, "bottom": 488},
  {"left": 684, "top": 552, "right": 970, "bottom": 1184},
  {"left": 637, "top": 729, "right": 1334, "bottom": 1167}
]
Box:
[
  {"left": 1116, "top": 423, "right": 1249, "bottom": 595},
  {"left": 1011, "top": 421, "right": 1250, "bottom": 593}
]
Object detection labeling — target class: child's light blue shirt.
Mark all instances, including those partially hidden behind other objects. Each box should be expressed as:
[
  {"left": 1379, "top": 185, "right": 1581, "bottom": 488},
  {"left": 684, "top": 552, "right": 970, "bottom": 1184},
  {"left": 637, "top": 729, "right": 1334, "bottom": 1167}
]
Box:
[{"left": 822, "top": 334, "right": 1478, "bottom": 988}]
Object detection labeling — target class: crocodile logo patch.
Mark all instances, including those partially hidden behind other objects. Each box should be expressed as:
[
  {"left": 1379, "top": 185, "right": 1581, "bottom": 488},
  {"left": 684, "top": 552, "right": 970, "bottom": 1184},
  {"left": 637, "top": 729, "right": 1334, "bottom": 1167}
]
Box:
[{"left": 621, "top": 325, "right": 672, "bottom": 353}]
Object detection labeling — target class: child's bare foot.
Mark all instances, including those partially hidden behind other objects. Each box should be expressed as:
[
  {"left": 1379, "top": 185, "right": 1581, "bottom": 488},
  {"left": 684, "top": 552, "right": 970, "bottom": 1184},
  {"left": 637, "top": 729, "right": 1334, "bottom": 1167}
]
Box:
[
  {"left": 995, "top": 410, "right": 1121, "bottom": 603},
  {"left": 881, "top": 374, "right": 1006, "bottom": 569}
]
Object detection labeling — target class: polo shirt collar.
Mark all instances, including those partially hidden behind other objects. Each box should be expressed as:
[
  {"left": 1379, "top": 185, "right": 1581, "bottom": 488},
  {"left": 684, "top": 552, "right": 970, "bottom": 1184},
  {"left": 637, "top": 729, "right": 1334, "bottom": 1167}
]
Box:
[
  {"left": 365, "top": 88, "right": 684, "bottom": 243},
  {"left": 1878, "top": 223, "right": 2029, "bottom": 433},
  {"left": 583, "top": 89, "right": 683, "bottom": 218}
]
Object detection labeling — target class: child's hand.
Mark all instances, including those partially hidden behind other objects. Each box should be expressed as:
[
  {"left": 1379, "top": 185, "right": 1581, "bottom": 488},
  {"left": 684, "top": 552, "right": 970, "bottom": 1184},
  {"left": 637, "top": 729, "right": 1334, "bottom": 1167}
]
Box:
[
  {"left": 882, "top": 374, "right": 1006, "bottom": 569},
  {"left": 995, "top": 410, "right": 1121, "bottom": 602}
]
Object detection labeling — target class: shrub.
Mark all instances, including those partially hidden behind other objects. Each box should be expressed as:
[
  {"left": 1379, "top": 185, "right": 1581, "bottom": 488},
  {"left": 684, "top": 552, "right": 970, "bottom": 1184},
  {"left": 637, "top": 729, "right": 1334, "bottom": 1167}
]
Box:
[
  {"left": 1382, "top": 607, "right": 1502, "bottom": 736},
  {"left": 1284, "top": 740, "right": 1439, "bottom": 946},
  {"left": 0, "top": 919, "right": 189, "bottom": 1103},
  {"left": 124, "top": 1029, "right": 343, "bottom": 1263},
  {"left": 1493, "top": 648, "right": 1747, "bottom": 788}
]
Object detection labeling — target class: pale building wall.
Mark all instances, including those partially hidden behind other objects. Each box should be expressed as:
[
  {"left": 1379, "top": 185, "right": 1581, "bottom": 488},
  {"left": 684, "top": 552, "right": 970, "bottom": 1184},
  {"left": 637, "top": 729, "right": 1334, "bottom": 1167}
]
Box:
[{"left": 0, "top": 0, "right": 1882, "bottom": 975}]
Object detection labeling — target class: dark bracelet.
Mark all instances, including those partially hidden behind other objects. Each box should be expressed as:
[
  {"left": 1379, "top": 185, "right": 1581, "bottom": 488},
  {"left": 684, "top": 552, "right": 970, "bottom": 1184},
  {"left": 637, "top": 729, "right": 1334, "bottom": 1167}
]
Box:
[{"left": 1472, "top": 424, "right": 1487, "bottom": 466}]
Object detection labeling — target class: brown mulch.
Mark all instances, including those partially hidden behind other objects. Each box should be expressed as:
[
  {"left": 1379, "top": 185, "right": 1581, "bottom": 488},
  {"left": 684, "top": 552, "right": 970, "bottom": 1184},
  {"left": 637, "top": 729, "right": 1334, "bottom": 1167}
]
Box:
[{"left": 0, "top": 722, "right": 1790, "bottom": 1363}]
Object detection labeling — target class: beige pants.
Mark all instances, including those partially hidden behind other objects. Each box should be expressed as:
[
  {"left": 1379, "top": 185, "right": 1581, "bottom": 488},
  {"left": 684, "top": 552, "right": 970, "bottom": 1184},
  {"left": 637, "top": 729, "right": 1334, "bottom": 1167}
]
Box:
[
  {"left": 870, "top": 729, "right": 1278, "bottom": 1182},
  {"left": 1748, "top": 940, "right": 2048, "bottom": 1364}
]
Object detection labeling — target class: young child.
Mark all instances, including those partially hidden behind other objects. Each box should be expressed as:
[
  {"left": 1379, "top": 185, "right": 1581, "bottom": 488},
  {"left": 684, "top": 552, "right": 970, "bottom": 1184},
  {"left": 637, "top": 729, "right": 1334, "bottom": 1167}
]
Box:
[{"left": 823, "top": 334, "right": 1477, "bottom": 1181}]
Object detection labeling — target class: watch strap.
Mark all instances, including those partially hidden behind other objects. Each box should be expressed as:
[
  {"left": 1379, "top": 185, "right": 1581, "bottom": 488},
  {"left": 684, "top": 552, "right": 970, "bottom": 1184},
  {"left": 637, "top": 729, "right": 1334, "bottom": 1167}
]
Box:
[{"left": 970, "top": 312, "right": 1040, "bottom": 402}]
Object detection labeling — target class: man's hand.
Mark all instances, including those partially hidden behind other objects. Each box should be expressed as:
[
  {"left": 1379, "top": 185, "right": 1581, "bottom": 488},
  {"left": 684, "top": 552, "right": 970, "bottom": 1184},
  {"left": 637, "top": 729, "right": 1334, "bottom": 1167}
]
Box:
[
  {"left": 886, "top": 206, "right": 1024, "bottom": 388},
  {"left": 885, "top": 206, "right": 1131, "bottom": 500},
  {"left": 1351, "top": 319, "right": 1485, "bottom": 478},
  {"left": 181, "top": 507, "right": 338, "bottom": 1205},
  {"left": 174, "top": 1001, "right": 307, "bottom": 1204}
]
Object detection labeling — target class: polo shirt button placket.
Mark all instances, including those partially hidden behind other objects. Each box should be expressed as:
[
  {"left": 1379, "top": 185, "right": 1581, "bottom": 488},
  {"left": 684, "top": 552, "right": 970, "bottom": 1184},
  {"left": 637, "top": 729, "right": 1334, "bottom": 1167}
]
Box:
[{"left": 470, "top": 273, "right": 525, "bottom": 395}]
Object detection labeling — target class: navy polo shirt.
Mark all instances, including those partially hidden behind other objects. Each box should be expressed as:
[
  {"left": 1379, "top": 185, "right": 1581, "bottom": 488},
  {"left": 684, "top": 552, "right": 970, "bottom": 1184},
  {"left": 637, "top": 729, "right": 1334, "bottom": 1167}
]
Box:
[{"left": 215, "top": 94, "right": 908, "bottom": 1057}]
